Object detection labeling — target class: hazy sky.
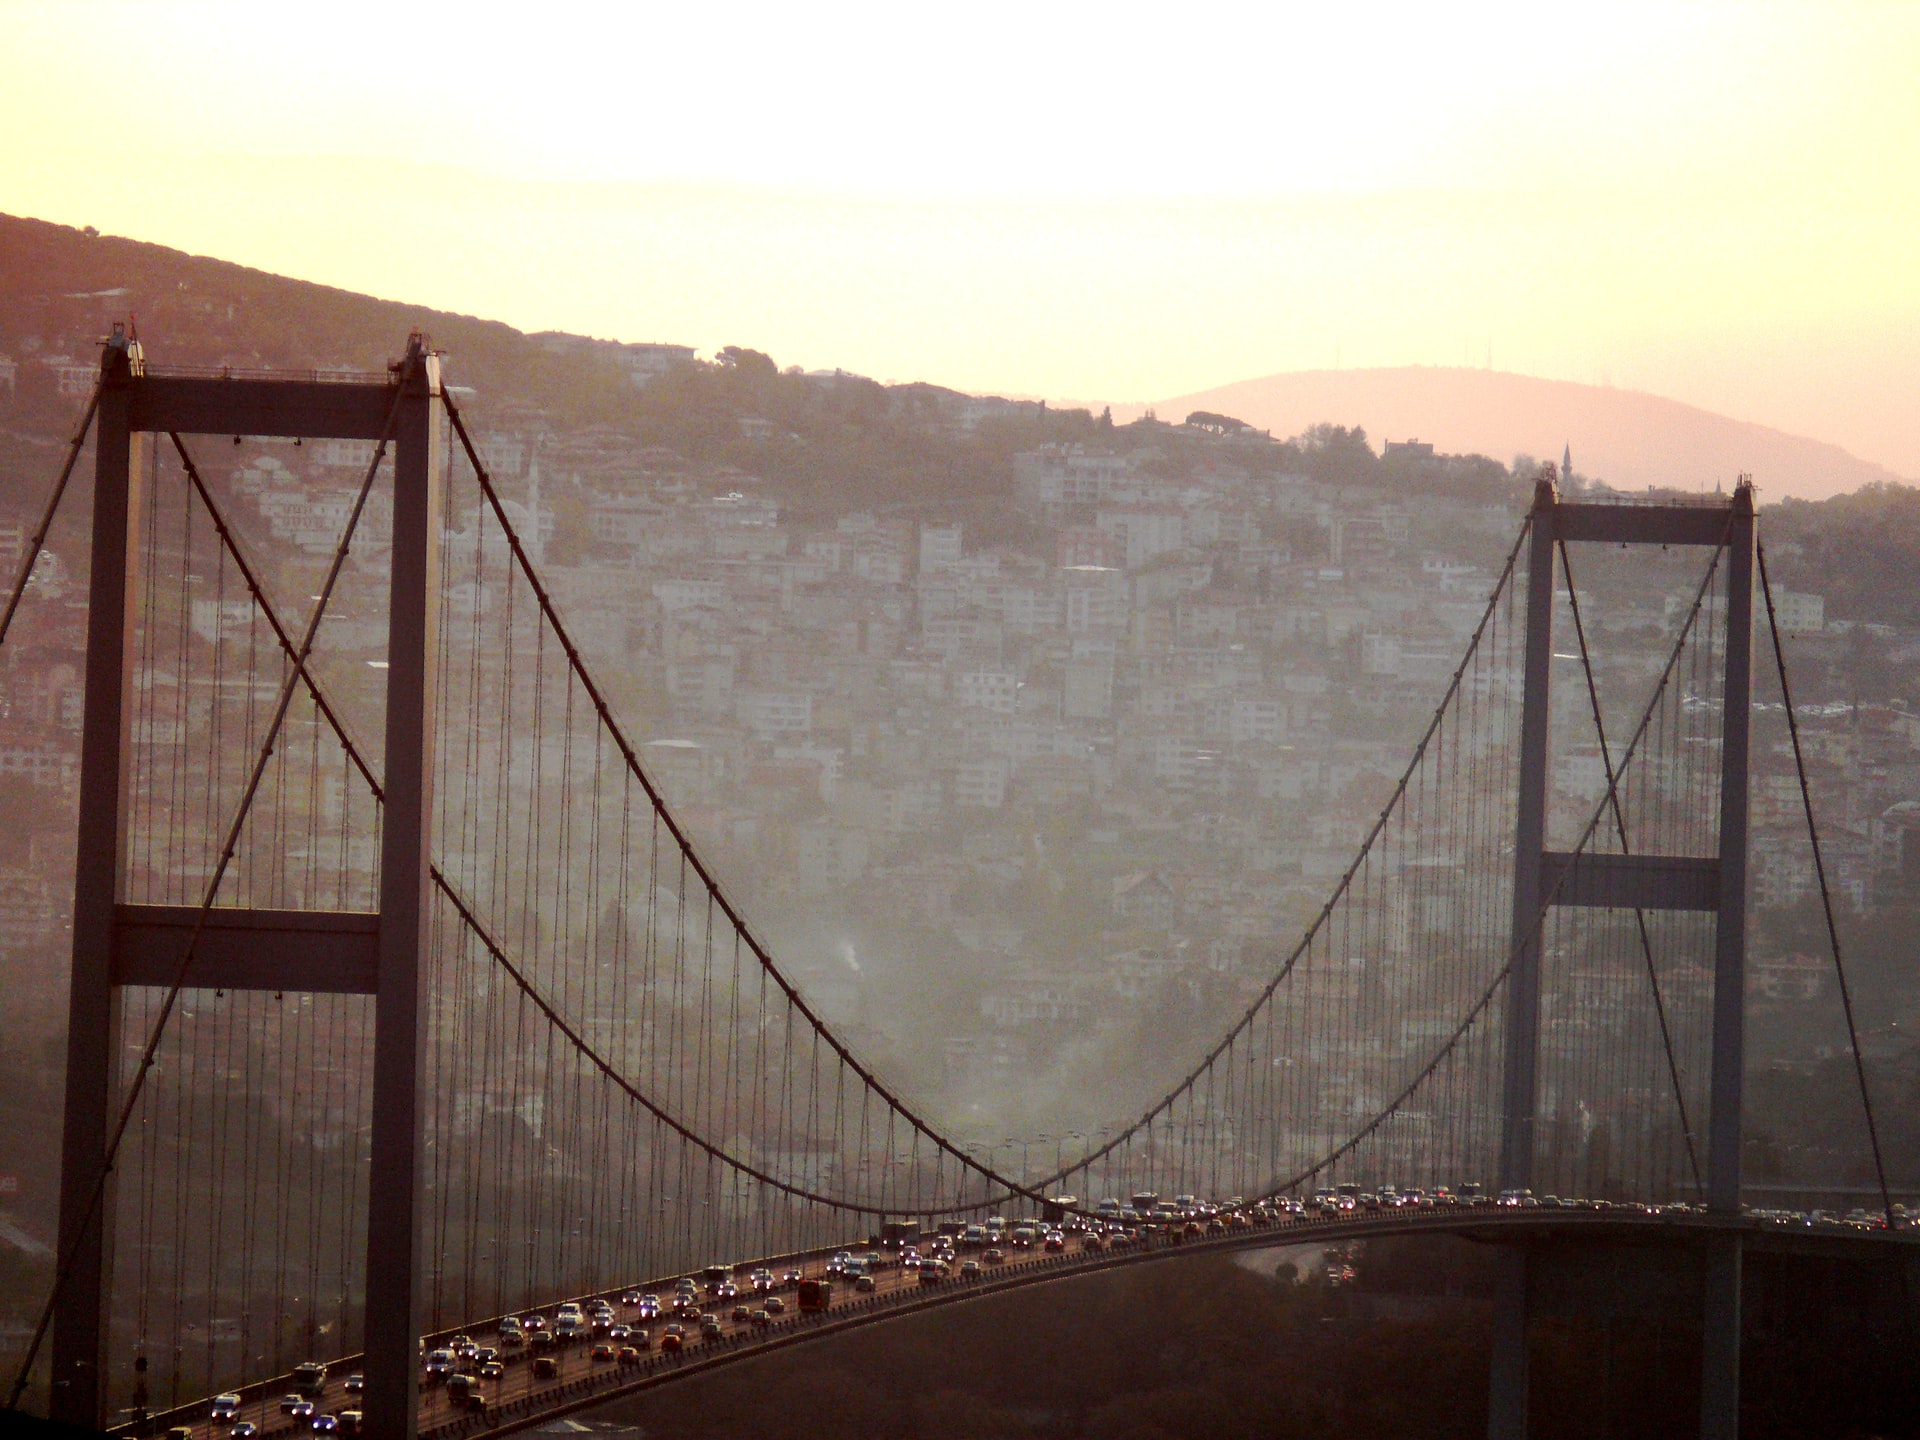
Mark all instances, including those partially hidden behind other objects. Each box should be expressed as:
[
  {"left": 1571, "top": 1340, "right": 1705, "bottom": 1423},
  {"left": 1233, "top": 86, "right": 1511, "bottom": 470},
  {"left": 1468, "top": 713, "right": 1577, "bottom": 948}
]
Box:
[{"left": 4, "top": 1, "right": 1916, "bottom": 474}]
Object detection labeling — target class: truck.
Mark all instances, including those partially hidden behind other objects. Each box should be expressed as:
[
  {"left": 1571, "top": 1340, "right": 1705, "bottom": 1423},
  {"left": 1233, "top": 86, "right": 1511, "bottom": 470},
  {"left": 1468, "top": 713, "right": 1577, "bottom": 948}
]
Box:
[
  {"left": 880, "top": 1220, "right": 921, "bottom": 1249},
  {"left": 1042, "top": 1194, "right": 1079, "bottom": 1226},
  {"left": 293, "top": 1362, "right": 328, "bottom": 1398},
  {"left": 796, "top": 1278, "right": 833, "bottom": 1314}
]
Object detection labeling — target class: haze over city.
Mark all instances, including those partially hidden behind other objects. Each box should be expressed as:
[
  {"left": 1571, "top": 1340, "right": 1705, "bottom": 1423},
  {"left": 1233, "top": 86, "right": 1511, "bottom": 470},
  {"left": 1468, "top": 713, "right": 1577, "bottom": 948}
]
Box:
[{"left": 3, "top": 5, "right": 1920, "bottom": 1439}]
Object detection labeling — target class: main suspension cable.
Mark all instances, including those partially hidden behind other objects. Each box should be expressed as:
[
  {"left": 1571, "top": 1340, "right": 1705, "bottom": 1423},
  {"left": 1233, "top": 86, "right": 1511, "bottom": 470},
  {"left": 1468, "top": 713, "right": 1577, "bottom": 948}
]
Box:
[
  {"left": 0, "top": 386, "right": 99, "bottom": 649},
  {"left": 440, "top": 393, "right": 1045, "bottom": 1211},
  {"left": 1268, "top": 520, "right": 1732, "bottom": 1195}
]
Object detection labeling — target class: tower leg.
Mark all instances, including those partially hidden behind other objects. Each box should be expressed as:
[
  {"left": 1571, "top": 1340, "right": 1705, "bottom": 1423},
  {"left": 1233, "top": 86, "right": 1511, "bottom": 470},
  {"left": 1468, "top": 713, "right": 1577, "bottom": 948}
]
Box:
[
  {"left": 1699, "top": 1236, "right": 1742, "bottom": 1440},
  {"left": 51, "top": 351, "right": 144, "bottom": 1427},
  {"left": 1488, "top": 1246, "right": 1530, "bottom": 1440},
  {"left": 361, "top": 342, "right": 443, "bottom": 1440}
]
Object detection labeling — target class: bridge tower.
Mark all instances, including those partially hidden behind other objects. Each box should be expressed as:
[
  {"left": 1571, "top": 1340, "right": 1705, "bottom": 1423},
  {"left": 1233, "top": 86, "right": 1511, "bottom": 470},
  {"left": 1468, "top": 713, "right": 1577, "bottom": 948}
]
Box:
[
  {"left": 1491, "top": 476, "right": 1755, "bottom": 1440},
  {"left": 49, "top": 333, "right": 444, "bottom": 1440}
]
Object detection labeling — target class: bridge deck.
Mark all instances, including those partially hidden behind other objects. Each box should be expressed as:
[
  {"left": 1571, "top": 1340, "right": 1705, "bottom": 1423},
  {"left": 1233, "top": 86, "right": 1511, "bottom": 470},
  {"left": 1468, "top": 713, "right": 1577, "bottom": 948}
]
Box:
[{"left": 126, "top": 1204, "right": 1917, "bottom": 1440}]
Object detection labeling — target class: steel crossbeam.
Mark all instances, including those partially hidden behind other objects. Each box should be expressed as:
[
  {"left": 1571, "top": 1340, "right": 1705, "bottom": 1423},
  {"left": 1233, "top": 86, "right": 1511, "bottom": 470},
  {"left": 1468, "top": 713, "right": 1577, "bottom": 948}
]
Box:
[{"left": 111, "top": 904, "right": 381, "bottom": 993}]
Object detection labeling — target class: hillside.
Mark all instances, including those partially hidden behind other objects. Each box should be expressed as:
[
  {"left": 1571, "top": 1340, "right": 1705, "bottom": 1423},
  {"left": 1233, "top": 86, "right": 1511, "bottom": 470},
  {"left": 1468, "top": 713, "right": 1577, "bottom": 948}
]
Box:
[
  {"left": 7, "top": 209, "right": 1920, "bottom": 629},
  {"left": 0, "top": 212, "right": 1102, "bottom": 526},
  {"left": 1122, "top": 366, "right": 1912, "bottom": 503}
]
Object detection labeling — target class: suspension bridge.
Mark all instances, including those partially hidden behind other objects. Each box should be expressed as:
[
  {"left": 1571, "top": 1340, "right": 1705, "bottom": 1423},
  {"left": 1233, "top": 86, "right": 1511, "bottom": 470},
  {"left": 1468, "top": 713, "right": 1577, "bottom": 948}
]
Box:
[{"left": 2, "top": 329, "right": 1913, "bottom": 1440}]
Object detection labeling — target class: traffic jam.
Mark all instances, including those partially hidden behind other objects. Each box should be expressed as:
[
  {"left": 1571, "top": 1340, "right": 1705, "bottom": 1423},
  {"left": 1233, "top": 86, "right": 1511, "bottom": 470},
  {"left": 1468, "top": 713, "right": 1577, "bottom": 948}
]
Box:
[{"left": 147, "top": 1180, "right": 1832, "bottom": 1439}]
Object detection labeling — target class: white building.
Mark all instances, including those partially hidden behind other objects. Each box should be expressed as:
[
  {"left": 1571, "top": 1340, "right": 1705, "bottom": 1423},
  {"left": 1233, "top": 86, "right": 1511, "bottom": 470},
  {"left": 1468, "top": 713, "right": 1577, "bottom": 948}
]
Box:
[
  {"left": 956, "top": 671, "right": 1019, "bottom": 714},
  {"left": 919, "top": 524, "right": 963, "bottom": 573},
  {"left": 1230, "top": 697, "right": 1285, "bottom": 746},
  {"left": 1095, "top": 506, "right": 1185, "bottom": 569},
  {"left": 1771, "top": 589, "right": 1825, "bottom": 635},
  {"left": 954, "top": 756, "right": 1011, "bottom": 809},
  {"left": 1063, "top": 566, "right": 1126, "bottom": 633},
  {"left": 737, "top": 691, "right": 812, "bottom": 738}
]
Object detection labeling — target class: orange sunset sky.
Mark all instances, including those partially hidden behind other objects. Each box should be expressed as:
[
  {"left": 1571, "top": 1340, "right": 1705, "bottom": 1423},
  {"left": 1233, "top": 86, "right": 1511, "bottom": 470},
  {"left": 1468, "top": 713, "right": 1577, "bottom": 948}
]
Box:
[{"left": 3, "top": 1, "right": 1916, "bottom": 475}]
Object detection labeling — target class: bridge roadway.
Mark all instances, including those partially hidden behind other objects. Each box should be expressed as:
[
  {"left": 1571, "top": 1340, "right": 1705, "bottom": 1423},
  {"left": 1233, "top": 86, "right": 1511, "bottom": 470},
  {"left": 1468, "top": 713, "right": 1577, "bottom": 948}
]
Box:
[{"left": 130, "top": 1205, "right": 1918, "bottom": 1440}]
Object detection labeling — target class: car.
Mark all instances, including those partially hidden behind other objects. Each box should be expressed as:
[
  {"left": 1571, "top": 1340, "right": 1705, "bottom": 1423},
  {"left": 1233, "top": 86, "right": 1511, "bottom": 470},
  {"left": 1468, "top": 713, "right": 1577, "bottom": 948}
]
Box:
[
  {"left": 750, "top": 1268, "right": 774, "bottom": 1291},
  {"left": 917, "top": 1263, "right": 944, "bottom": 1285},
  {"left": 636, "top": 1295, "right": 661, "bottom": 1318},
  {"left": 473, "top": 1346, "right": 498, "bottom": 1364},
  {"left": 715, "top": 1282, "right": 740, "bottom": 1301},
  {"left": 663, "top": 1322, "right": 687, "bottom": 1339},
  {"left": 311, "top": 1414, "right": 340, "bottom": 1434},
  {"left": 621, "top": 1291, "right": 642, "bottom": 1306},
  {"left": 854, "top": 1274, "right": 877, "bottom": 1293},
  {"left": 591, "top": 1343, "right": 616, "bottom": 1363},
  {"left": 1044, "top": 1232, "right": 1066, "bottom": 1252},
  {"left": 749, "top": 1308, "right": 771, "bottom": 1327},
  {"left": 288, "top": 1399, "right": 315, "bottom": 1421},
  {"left": 212, "top": 1394, "right": 243, "bottom": 1421},
  {"left": 533, "top": 1356, "right": 558, "bottom": 1380},
  {"left": 528, "top": 1331, "right": 554, "bottom": 1352},
  {"left": 658, "top": 1332, "right": 682, "bottom": 1353},
  {"left": 337, "top": 1414, "right": 363, "bottom": 1436},
  {"left": 1083, "top": 1232, "right": 1106, "bottom": 1252},
  {"left": 618, "top": 1345, "right": 641, "bottom": 1366},
  {"left": 699, "top": 1315, "right": 723, "bottom": 1339},
  {"left": 451, "top": 1334, "right": 478, "bottom": 1359},
  {"left": 982, "top": 1247, "right": 1005, "bottom": 1264},
  {"left": 522, "top": 1314, "right": 547, "bottom": 1333},
  {"left": 229, "top": 1425, "right": 258, "bottom": 1440},
  {"left": 631, "top": 1328, "right": 651, "bottom": 1349},
  {"left": 280, "top": 1395, "right": 308, "bottom": 1415},
  {"left": 782, "top": 1268, "right": 802, "bottom": 1285},
  {"left": 166, "top": 1428, "right": 193, "bottom": 1440},
  {"left": 764, "top": 1296, "right": 786, "bottom": 1314},
  {"left": 961, "top": 1259, "right": 982, "bottom": 1279},
  {"left": 609, "top": 1324, "right": 631, "bottom": 1342}
]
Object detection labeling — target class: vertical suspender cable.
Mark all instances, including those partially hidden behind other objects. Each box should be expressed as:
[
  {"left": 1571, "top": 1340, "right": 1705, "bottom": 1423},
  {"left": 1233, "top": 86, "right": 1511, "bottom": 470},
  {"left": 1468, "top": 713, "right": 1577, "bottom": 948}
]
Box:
[{"left": 1756, "top": 544, "right": 1894, "bottom": 1225}]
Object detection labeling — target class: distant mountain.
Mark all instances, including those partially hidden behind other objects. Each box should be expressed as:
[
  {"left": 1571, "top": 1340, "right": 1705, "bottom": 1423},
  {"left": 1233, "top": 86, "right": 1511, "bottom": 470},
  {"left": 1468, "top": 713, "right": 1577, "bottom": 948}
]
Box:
[{"left": 1117, "top": 367, "right": 1911, "bottom": 503}]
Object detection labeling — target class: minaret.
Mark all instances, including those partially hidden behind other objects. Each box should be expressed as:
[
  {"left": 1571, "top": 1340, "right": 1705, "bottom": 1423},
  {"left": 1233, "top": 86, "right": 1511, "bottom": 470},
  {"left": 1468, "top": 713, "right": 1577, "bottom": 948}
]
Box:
[{"left": 1562, "top": 443, "right": 1572, "bottom": 484}]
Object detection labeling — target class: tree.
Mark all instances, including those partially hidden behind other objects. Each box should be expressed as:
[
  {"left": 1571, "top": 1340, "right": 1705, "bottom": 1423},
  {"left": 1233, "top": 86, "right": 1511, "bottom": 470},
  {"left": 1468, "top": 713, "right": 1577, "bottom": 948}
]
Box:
[
  {"left": 1184, "top": 410, "right": 1253, "bottom": 436},
  {"left": 715, "top": 345, "right": 778, "bottom": 379}
]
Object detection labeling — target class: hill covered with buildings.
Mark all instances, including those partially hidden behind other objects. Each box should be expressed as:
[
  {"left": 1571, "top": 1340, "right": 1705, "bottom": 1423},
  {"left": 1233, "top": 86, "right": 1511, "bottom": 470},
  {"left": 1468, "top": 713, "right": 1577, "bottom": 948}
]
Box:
[{"left": 0, "top": 213, "right": 1917, "bottom": 1275}]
